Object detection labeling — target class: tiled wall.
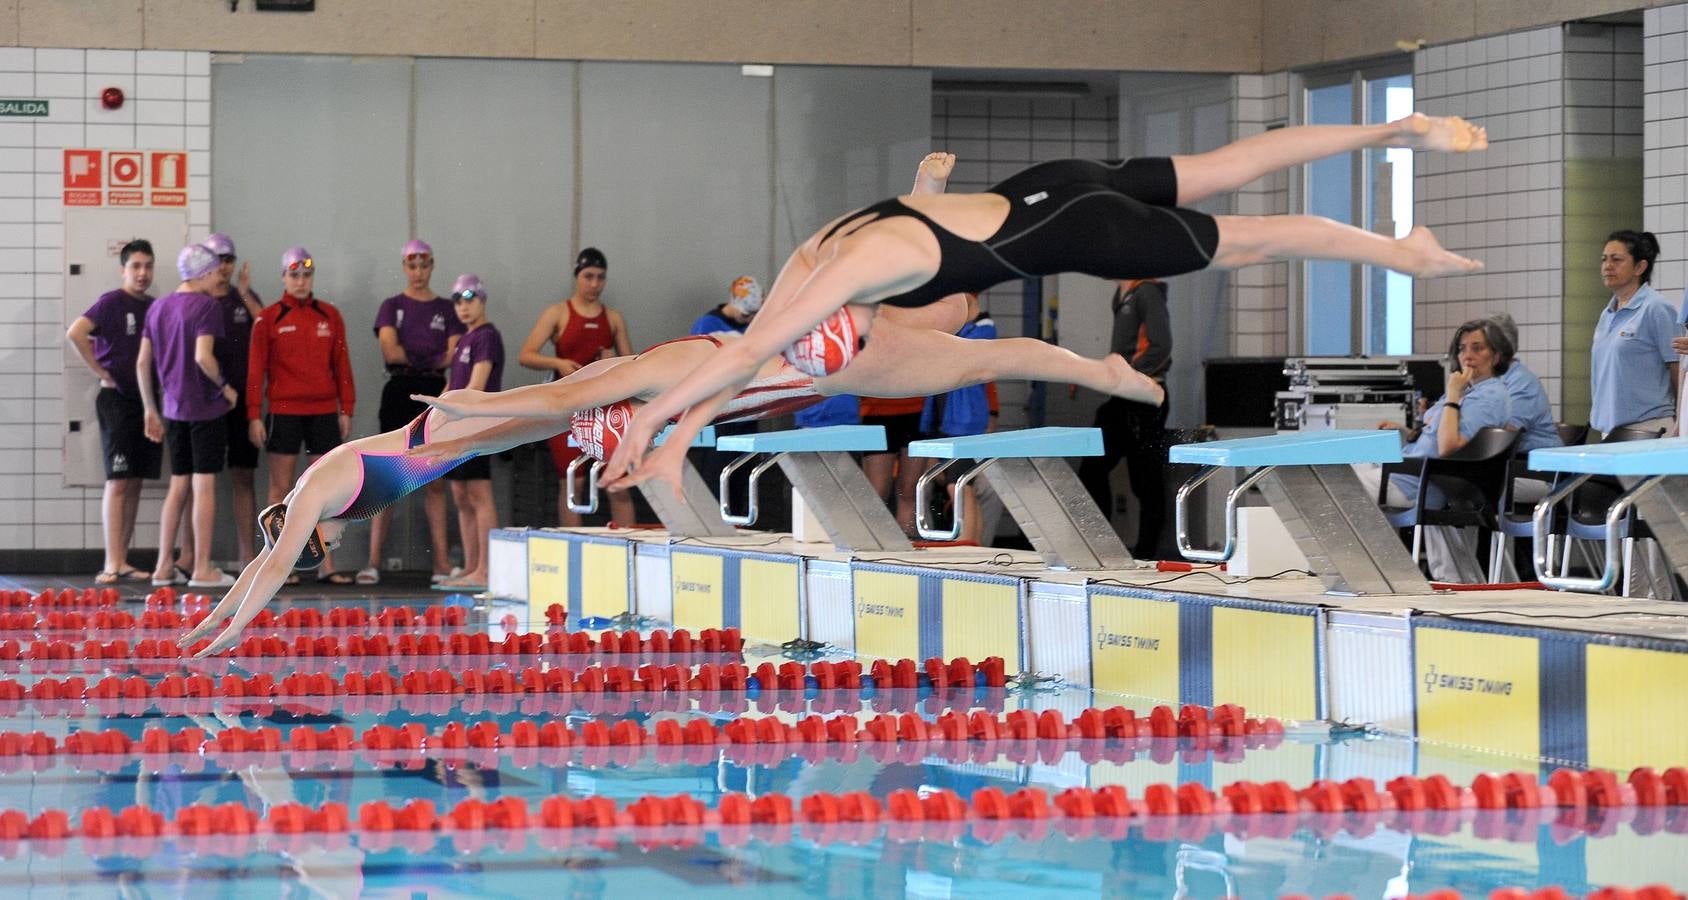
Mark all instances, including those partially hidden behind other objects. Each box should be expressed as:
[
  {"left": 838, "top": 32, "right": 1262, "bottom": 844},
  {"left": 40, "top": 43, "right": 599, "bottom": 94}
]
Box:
[
  {"left": 931, "top": 92, "right": 1118, "bottom": 425},
  {"left": 1414, "top": 26, "right": 1569, "bottom": 415},
  {"left": 1229, "top": 72, "right": 1291, "bottom": 358},
  {"left": 0, "top": 48, "right": 212, "bottom": 551},
  {"left": 1645, "top": 4, "right": 1688, "bottom": 297}
]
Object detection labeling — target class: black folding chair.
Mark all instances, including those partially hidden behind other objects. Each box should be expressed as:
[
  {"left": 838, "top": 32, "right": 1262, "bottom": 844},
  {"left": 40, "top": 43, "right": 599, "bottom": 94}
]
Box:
[{"left": 1378, "top": 426, "right": 1521, "bottom": 578}]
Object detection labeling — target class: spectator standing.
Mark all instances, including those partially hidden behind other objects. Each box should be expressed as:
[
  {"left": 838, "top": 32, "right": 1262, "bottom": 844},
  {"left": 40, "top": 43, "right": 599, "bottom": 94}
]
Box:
[
  {"left": 136, "top": 244, "right": 237, "bottom": 589},
  {"left": 363, "top": 240, "right": 463, "bottom": 584},
  {"left": 517, "top": 247, "right": 634, "bottom": 526},
  {"left": 440, "top": 274, "right": 504, "bottom": 590},
  {"left": 66, "top": 239, "right": 160, "bottom": 584},
  {"left": 203, "top": 232, "right": 264, "bottom": 567},
  {"left": 1590, "top": 230, "right": 1677, "bottom": 438},
  {"left": 1077, "top": 279, "right": 1173, "bottom": 559},
  {"left": 689, "top": 275, "right": 760, "bottom": 335},
  {"left": 246, "top": 246, "right": 356, "bottom": 584}
]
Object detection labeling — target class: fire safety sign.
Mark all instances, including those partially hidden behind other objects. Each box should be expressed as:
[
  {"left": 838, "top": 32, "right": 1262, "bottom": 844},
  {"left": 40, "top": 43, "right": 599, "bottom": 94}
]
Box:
[{"left": 63, "top": 149, "right": 189, "bottom": 207}]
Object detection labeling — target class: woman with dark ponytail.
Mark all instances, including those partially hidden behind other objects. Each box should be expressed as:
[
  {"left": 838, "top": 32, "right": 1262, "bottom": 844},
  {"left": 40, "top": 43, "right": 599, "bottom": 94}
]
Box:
[{"left": 1591, "top": 229, "right": 1678, "bottom": 437}]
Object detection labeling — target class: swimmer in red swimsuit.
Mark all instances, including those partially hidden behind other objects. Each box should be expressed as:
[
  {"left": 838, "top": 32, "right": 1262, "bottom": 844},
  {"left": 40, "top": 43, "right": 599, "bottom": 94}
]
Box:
[{"left": 602, "top": 114, "right": 1491, "bottom": 496}]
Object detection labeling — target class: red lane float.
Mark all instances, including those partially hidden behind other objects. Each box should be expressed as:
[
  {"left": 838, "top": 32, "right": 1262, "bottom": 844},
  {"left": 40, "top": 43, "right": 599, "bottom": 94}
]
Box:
[
  {"left": 1, "top": 776, "right": 1687, "bottom": 853},
  {"left": 0, "top": 703, "right": 1290, "bottom": 773}
]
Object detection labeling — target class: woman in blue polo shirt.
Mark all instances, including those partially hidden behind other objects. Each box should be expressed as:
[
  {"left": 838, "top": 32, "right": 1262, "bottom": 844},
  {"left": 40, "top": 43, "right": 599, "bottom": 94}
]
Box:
[{"left": 1591, "top": 230, "right": 1678, "bottom": 438}]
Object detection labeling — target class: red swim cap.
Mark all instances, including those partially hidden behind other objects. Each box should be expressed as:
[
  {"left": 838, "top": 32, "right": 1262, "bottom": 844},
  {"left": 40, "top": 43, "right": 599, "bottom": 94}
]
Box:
[
  {"left": 781, "top": 307, "right": 859, "bottom": 377},
  {"left": 569, "top": 400, "right": 634, "bottom": 461}
]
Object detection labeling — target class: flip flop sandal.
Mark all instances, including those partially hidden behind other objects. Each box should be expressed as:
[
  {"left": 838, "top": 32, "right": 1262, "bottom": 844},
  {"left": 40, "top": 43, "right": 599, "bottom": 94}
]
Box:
[{"left": 317, "top": 571, "right": 356, "bottom": 586}]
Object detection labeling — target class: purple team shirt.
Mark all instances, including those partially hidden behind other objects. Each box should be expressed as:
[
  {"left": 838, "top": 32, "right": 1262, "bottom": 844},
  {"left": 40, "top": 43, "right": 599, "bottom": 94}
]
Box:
[
  {"left": 448, "top": 324, "right": 505, "bottom": 393},
  {"left": 81, "top": 289, "right": 152, "bottom": 398},
  {"left": 215, "top": 288, "right": 260, "bottom": 398},
  {"left": 142, "top": 291, "right": 227, "bottom": 422},
  {"left": 374, "top": 294, "right": 465, "bottom": 369}
]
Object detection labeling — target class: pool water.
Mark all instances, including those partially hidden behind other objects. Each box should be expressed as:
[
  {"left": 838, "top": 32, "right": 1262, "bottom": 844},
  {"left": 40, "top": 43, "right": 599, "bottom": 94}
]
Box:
[{"left": 0, "top": 595, "right": 1680, "bottom": 898}]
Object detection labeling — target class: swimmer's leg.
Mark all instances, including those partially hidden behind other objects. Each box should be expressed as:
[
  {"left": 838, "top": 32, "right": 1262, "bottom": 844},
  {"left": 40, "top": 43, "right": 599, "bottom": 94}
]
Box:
[
  {"left": 1210, "top": 215, "right": 1481, "bottom": 278},
  {"left": 823, "top": 318, "right": 1164, "bottom": 406},
  {"left": 1171, "top": 114, "right": 1487, "bottom": 206}
]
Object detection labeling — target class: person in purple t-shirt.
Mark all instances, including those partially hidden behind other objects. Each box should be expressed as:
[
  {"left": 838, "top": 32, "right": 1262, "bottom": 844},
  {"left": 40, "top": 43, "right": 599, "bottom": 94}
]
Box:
[
  {"left": 439, "top": 274, "right": 504, "bottom": 590},
  {"left": 203, "top": 232, "right": 264, "bottom": 567},
  {"left": 66, "top": 239, "right": 161, "bottom": 584},
  {"left": 137, "top": 244, "right": 238, "bottom": 589},
  {"left": 360, "top": 239, "right": 465, "bottom": 585}
]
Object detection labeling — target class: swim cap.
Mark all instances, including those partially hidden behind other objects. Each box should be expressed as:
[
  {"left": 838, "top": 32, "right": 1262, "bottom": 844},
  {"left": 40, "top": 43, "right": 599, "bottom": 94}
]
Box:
[
  {"left": 258, "top": 503, "right": 328, "bottom": 571},
  {"left": 177, "top": 243, "right": 219, "bottom": 281},
  {"left": 281, "top": 246, "right": 314, "bottom": 275},
  {"left": 569, "top": 400, "right": 634, "bottom": 461},
  {"left": 729, "top": 276, "right": 763, "bottom": 314},
  {"left": 402, "top": 239, "right": 432, "bottom": 259},
  {"left": 574, "top": 247, "right": 607, "bottom": 275},
  {"left": 451, "top": 273, "right": 487, "bottom": 303},
  {"left": 781, "top": 307, "right": 859, "bottom": 378},
  {"left": 203, "top": 232, "right": 235, "bottom": 258}
]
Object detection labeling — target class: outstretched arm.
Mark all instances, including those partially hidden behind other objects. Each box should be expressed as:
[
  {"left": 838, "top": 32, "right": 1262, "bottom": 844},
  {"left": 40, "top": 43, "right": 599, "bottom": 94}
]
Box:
[
  {"left": 407, "top": 415, "right": 582, "bottom": 461},
  {"left": 413, "top": 357, "right": 636, "bottom": 421},
  {"left": 180, "top": 494, "right": 331, "bottom": 656}
]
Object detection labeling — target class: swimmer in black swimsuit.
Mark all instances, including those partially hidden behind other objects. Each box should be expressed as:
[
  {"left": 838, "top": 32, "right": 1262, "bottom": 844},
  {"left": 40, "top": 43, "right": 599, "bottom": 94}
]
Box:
[{"left": 601, "top": 113, "right": 1490, "bottom": 496}]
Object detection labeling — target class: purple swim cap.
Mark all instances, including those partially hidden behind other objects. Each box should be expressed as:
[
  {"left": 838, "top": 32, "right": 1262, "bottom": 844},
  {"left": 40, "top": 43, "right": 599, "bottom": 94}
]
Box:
[
  {"left": 280, "top": 246, "right": 314, "bottom": 275},
  {"left": 402, "top": 239, "right": 432, "bottom": 259},
  {"left": 450, "top": 273, "right": 487, "bottom": 302},
  {"left": 203, "top": 232, "right": 235, "bottom": 258},
  {"left": 176, "top": 243, "right": 219, "bottom": 281}
]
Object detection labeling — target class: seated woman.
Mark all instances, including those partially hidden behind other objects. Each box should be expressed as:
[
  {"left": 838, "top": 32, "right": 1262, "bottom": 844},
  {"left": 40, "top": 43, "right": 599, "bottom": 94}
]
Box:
[
  {"left": 179, "top": 324, "right": 1150, "bottom": 656},
  {"left": 599, "top": 114, "right": 1490, "bottom": 495},
  {"left": 1368, "top": 317, "right": 1514, "bottom": 583}
]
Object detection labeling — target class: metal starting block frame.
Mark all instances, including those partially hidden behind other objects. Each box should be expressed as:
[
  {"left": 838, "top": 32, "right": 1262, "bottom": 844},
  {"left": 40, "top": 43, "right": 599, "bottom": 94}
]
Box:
[
  {"left": 715, "top": 425, "right": 911, "bottom": 552},
  {"left": 1170, "top": 430, "right": 1431, "bottom": 595},
  {"left": 907, "top": 427, "right": 1133, "bottom": 570},
  {"left": 1527, "top": 439, "right": 1688, "bottom": 597},
  {"left": 567, "top": 425, "right": 735, "bottom": 537}
]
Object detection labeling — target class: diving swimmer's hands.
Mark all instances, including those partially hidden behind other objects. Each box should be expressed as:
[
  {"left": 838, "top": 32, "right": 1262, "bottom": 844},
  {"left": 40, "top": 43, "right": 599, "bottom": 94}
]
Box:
[
  {"left": 410, "top": 393, "right": 476, "bottom": 422},
  {"left": 597, "top": 408, "right": 683, "bottom": 499},
  {"left": 405, "top": 435, "right": 475, "bottom": 462}
]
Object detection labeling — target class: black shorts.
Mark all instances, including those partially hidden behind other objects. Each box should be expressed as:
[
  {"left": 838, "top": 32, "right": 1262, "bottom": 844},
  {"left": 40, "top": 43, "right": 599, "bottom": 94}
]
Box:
[
  {"left": 862, "top": 412, "right": 926, "bottom": 455},
  {"left": 94, "top": 388, "right": 161, "bottom": 480},
  {"left": 443, "top": 455, "right": 491, "bottom": 481},
  {"left": 985, "top": 157, "right": 1219, "bottom": 281},
  {"left": 223, "top": 395, "right": 259, "bottom": 469},
  {"left": 380, "top": 373, "right": 445, "bottom": 433},
  {"left": 165, "top": 417, "right": 228, "bottom": 476},
  {"left": 266, "top": 413, "right": 341, "bottom": 456}
]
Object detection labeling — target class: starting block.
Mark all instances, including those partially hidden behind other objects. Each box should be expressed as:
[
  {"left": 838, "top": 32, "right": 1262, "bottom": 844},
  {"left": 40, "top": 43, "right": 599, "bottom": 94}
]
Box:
[
  {"left": 907, "top": 427, "right": 1132, "bottom": 570},
  {"left": 1527, "top": 438, "right": 1688, "bottom": 595},
  {"left": 568, "top": 425, "right": 735, "bottom": 537},
  {"left": 715, "top": 425, "right": 912, "bottom": 552},
  {"left": 1170, "top": 430, "right": 1430, "bottom": 595}
]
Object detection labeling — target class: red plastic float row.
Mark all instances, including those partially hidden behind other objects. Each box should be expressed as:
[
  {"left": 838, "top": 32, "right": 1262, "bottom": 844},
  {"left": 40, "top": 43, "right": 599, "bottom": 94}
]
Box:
[
  {"left": 0, "top": 603, "right": 474, "bottom": 635},
  {"left": 2, "top": 772, "right": 1687, "bottom": 846},
  {"left": 0, "top": 588, "right": 122, "bottom": 610},
  {"left": 0, "top": 626, "right": 743, "bottom": 663},
  {"left": 0, "top": 655, "right": 1007, "bottom": 707},
  {"left": 0, "top": 703, "right": 1287, "bottom": 772}
]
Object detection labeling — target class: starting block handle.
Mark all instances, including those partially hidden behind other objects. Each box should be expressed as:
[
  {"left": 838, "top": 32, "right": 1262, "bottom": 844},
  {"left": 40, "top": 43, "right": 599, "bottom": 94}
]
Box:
[
  {"left": 1175, "top": 464, "right": 1274, "bottom": 563},
  {"left": 913, "top": 458, "right": 997, "bottom": 541},
  {"left": 718, "top": 452, "right": 787, "bottom": 527},
  {"left": 564, "top": 455, "right": 604, "bottom": 514},
  {"left": 1534, "top": 473, "right": 1663, "bottom": 593}
]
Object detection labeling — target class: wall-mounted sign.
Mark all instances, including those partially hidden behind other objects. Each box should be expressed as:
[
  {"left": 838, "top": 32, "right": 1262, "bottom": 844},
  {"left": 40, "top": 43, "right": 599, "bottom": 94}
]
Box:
[
  {"left": 62, "top": 149, "right": 189, "bottom": 207},
  {"left": 0, "top": 99, "right": 47, "bottom": 117}
]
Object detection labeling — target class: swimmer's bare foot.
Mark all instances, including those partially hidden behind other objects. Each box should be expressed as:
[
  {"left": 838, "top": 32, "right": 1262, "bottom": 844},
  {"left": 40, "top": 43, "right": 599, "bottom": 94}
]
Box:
[
  {"left": 913, "top": 152, "right": 956, "bottom": 194},
  {"left": 1398, "top": 226, "right": 1484, "bottom": 277},
  {"left": 1105, "top": 353, "right": 1165, "bottom": 406},
  {"left": 1390, "top": 113, "right": 1487, "bottom": 153}
]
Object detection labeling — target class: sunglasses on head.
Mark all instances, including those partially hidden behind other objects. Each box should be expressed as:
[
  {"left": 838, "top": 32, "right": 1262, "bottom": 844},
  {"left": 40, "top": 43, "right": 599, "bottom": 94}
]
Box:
[
  {"left": 405, "top": 254, "right": 432, "bottom": 264},
  {"left": 284, "top": 259, "right": 314, "bottom": 274},
  {"left": 453, "top": 290, "right": 481, "bottom": 302}
]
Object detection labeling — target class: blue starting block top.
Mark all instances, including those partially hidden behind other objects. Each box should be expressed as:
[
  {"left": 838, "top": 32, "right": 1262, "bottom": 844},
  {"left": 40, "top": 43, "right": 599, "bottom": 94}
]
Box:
[
  {"left": 907, "top": 426, "right": 1103, "bottom": 459},
  {"left": 715, "top": 424, "right": 886, "bottom": 453},
  {"left": 1169, "top": 429, "right": 1404, "bottom": 467},
  {"left": 1529, "top": 437, "right": 1688, "bottom": 476},
  {"left": 567, "top": 425, "right": 717, "bottom": 450}
]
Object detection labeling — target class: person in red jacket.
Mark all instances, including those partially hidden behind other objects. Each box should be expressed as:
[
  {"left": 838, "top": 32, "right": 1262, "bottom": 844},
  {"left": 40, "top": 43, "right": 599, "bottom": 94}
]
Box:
[{"left": 245, "top": 246, "right": 356, "bottom": 584}]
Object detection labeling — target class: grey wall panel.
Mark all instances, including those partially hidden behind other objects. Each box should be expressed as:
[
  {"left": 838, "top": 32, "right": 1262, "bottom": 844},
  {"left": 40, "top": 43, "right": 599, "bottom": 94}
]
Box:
[
  {"left": 414, "top": 58, "right": 575, "bottom": 390},
  {"left": 212, "top": 55, "right": 413, "bottom": 568},
  {"left": 772, "top": 66, "right": 931, "bottom": 265},
  {"left": 577, "top": 62, "right": 772, "bottom": 347}
]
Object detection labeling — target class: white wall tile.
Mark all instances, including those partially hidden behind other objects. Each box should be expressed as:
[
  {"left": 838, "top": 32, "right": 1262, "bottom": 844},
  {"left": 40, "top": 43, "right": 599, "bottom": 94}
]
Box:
[
  {"left": 33, "top": 50, "right": 83, "bottom": 74},
  {"left": 135, "top": 51, "right": 185, "bottom": 76}
]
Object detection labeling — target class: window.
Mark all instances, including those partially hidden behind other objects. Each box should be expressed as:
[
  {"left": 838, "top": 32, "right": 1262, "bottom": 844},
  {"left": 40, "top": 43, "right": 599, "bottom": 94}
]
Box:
[{"left": 1301, "top": 65, "right": 1415, "bottom": 356}]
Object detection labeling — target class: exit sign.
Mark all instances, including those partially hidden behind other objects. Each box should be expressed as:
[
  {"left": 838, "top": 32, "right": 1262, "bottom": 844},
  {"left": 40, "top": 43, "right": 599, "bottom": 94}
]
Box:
[{"left": 0, "top": 99, "right": 47, "bottom": 117}]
